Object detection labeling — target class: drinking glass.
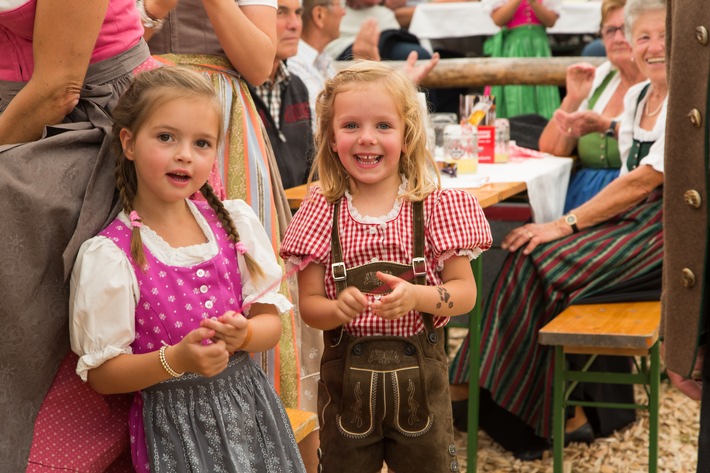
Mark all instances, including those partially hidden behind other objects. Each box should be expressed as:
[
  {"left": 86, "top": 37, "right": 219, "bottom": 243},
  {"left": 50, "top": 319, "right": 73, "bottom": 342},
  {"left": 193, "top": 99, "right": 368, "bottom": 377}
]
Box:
[
  {"left": 443, "top": 124, "right": 478, "bottom": 175},
  {"left": 428, "top": 113, "right": 458, "bottom": 159}
]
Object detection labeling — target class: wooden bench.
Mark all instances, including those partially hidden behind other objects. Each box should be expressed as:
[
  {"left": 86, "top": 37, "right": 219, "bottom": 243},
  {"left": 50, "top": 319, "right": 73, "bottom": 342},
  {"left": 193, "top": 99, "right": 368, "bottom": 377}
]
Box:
[
  {"left": 539, "top": 301, "right": 661, "bottom": 473},
  {"left": 285, "top": 407, "right": 319, "bottom": 444}
]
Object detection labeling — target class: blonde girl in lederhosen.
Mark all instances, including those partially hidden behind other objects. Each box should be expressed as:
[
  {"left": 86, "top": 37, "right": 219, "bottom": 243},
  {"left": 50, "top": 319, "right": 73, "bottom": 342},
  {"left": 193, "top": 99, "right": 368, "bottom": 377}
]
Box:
[{"left": 280, "top": 61, "right": 493, "bottom": 473}]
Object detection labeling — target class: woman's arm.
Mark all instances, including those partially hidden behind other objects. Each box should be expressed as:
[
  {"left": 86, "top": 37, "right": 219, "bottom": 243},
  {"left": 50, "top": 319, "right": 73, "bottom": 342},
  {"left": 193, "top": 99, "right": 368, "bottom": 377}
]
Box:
[
  {"left": 202, "top": 0, "right": 277, "bottom": 85},
  {"left": 372, "top": 255, "right": 476, "bottom": 319},
  {"left": 0, "top": 0, "right": 109, "bottom": 145},
  {"left": 87, "top": 327, "right": 230, "bottom": 394},
  {"left": 297, "top": 263, "right": 368, "bottom": 330},
  {"left": 143, "top": 0, "right": 179, "bottom": 41},
  {"left": 539, "top": 63, "right": 597, "bottom": 156},
  {"left": 502, "top": 164, "right": 664, "bottom": 254}
]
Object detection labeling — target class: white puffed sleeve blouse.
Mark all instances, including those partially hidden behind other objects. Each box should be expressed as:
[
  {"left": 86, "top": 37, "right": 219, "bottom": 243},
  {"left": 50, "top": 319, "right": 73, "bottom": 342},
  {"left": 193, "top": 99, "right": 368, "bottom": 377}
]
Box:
[
  {"left": 618, "top": 80, "right": 667, "bottom": 176},
  {"left": 69, "top": 199, "right": 292, "bottom": 381}
]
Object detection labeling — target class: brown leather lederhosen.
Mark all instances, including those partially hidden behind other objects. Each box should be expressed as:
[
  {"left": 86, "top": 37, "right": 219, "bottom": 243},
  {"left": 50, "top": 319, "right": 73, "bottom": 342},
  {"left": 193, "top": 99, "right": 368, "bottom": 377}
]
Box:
[{"left": 316, "top": 200, "right": 460, "bottom": 473}]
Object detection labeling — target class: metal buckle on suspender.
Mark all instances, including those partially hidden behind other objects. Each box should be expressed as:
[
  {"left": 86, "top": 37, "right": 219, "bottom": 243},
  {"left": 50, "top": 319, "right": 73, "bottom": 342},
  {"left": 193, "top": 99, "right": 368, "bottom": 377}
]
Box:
[
  {"left": 412, "top": 257, "right": 427, "bottom": 276},
  {"left": 331, "top": 262, "right": 347, "bottom": 281}
]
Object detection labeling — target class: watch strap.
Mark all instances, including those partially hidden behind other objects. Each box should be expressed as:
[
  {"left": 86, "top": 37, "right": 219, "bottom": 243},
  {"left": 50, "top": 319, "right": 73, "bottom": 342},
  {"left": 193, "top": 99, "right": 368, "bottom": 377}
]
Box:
[{"left": 565, "top": 213, "right": 579, "bottom": 233}]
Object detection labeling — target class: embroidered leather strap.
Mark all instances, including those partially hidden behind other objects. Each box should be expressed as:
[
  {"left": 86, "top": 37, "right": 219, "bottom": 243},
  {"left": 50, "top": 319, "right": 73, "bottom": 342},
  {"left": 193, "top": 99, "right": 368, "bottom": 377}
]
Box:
[{"left": 328, "top": 199, "right": 437, "bottom": 343}]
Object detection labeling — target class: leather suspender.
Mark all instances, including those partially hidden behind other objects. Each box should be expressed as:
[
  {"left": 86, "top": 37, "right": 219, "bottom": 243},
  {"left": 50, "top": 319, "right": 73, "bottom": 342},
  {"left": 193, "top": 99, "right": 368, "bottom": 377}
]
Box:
[{"left": 329, "top": 199, "right": 437, "bottom": 340}]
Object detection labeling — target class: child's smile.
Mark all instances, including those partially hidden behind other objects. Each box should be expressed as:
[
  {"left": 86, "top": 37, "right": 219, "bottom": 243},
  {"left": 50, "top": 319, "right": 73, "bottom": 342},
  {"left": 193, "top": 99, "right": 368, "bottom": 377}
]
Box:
[
  {"left": 331, "top": 82, "right": 405, "bottom": 193},
  {"left": 354, "top": 153, "right": 383, "bottom": 166}
]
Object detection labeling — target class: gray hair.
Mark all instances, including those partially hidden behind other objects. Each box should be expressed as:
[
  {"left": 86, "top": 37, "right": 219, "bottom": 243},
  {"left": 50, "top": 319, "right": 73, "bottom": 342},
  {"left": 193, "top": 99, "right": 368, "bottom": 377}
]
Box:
[{"left": 624, "top": 0, "right": 665, "bottom": 42}]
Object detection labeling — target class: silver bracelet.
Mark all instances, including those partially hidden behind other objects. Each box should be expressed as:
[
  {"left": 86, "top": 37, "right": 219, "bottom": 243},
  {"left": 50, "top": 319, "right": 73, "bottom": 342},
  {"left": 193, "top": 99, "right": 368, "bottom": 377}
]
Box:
[{"left": 136, "top": 0, "right": 166, "bottom": 32}]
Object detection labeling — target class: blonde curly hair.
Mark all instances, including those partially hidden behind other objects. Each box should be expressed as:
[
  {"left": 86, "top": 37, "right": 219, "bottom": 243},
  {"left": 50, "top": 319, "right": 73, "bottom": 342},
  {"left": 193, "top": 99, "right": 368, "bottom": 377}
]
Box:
[{"left": 309, "top": 60, "right": 440, "bottom": 203}]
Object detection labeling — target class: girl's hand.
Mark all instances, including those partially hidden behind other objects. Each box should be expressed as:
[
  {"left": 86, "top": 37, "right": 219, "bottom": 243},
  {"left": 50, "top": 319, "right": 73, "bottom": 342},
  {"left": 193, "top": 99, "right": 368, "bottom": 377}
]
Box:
[
  {"left": 501, "top": 220, "right": 570, "bottom": 255},
  {"left": 371, "top": 271, "right": 417, "bottom": 320},
  {"left": 335, "top": 287, "right": 368, "bottom": 325},
  {"left": 200, "top": 310, "right": 250, "bottom": 353},
  {"left": 172, "top": 327, "right": 230, "bottom": 378}
]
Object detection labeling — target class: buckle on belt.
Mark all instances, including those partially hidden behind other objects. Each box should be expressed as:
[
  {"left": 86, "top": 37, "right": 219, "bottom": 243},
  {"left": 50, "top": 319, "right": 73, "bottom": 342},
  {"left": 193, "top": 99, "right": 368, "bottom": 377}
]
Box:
[
  {"left": 412, "top": 257, "right": 427, "bottom": 276},
  {"left": 331, "top": 262, "right": 347, "bottom": 281}
]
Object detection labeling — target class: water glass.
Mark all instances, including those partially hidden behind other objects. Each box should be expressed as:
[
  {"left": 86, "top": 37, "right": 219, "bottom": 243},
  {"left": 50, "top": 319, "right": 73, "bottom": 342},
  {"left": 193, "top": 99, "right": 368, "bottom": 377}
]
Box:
[
  {"left": 494, "top": 118, "right": 510, "bottom": 163},
  {"left": 428, "top": 113, "right": 458, "bottom": 159}
]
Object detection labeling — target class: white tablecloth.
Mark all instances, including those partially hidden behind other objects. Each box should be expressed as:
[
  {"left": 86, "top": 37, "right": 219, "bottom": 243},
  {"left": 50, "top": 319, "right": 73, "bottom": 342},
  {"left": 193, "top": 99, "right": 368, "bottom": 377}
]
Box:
[
  {"left": 410, "top": 1, "right": 602, "bottom": 40},
  {"left": 441, "top": 156, "right": 573, "bottom": 223}
]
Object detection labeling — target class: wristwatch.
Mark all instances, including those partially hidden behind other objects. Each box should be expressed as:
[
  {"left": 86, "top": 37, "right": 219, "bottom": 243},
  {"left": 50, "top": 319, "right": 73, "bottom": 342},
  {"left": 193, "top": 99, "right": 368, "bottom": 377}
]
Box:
[
  {"left": 137, "top": 0, "right": 166, "bottom": 31},
  {"left": 605, "top": 120, "right": 618, "bottom": 137},
  {"left": 564, "top": 213, "right": 579, "bottom": 233}
]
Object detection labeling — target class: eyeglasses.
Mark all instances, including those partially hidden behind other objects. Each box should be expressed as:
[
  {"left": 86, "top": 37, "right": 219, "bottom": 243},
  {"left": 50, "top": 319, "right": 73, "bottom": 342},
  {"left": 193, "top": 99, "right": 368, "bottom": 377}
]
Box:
[{"left": 602, "top": 25, "right": 625, "bottom": 39}]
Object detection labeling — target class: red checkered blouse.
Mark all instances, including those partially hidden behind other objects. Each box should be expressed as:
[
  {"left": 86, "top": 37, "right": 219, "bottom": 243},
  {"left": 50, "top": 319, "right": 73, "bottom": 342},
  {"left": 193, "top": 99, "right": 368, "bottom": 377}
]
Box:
[{"left": 280, "top": 186, "right": 492, "bottom": 337}]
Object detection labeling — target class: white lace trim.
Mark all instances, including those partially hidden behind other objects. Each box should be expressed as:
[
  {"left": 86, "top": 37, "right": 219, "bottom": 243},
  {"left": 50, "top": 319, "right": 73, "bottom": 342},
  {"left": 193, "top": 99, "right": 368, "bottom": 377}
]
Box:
[
  {"left": 284, "top": 255, "right": 306, "bottom": 274},
  {"left": 435, "top": 248, "right": 482, "bottom": 271},
  {"left": 344, "top": 176, "right": 409, "bottom": 224},
  {"left": 76, "top": 345, "right": 133, "bottom": 382},
  {"left": 118, "top": 200, "right": 216, "bottom": 263}
]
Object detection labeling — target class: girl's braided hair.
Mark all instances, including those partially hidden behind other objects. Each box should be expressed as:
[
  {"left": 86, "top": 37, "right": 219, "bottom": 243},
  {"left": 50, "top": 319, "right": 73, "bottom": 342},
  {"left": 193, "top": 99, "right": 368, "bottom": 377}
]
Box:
[{"left": 111, "top": 66, "right": 263, "bottom": 279}]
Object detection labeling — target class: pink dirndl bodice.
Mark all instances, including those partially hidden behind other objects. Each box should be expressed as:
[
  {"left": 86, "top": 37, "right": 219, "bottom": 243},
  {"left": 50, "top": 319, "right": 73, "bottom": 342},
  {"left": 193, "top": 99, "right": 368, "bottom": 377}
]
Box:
[
  {"left": 507, "top": 0, "right": 543, "bottom": 28},
  {"left": 99, "top": 201, "right": 244, "bottom": 472}
]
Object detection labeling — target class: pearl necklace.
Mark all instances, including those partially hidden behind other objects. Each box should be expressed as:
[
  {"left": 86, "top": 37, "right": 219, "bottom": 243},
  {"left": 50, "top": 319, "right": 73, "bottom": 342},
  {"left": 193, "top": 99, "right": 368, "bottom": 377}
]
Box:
[{"left": 644, "top": 93, "right": 665, "bottom": 117}]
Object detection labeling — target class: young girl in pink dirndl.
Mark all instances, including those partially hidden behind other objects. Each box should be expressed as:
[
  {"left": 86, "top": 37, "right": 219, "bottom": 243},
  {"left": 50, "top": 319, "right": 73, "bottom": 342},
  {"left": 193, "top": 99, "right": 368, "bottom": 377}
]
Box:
[{"left": 69, "top": 67, "right": 305, "bottom": 473}]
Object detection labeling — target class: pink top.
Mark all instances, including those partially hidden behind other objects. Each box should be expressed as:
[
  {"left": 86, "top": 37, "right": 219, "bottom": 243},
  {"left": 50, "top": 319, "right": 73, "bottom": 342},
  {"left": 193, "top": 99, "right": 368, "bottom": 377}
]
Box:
[
  {"left": 508, "top": 0, "right": 542, "bottom": 28},
  {"left": 280, "top": 184, "right": 492, "bottom": 338},
  {"left": 0, "top": 0, "right": 143, "bottom": 82}
]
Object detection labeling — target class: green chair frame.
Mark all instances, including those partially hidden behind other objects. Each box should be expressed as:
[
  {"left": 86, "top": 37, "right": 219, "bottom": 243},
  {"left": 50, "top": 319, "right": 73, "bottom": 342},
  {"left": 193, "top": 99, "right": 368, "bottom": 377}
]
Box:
[
  {"left": 551, "top": 343, "right": 660, "bottom": 473},
  {"left": 466, "top": 258, "right": 483, "bottom": 473}
]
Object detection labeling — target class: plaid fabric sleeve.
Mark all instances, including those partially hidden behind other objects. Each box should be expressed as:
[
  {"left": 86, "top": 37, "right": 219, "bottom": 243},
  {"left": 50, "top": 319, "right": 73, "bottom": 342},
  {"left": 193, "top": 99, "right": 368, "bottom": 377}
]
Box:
[
  {"left": 426, "top": 189, "right": 493, "bottom": 261},
  {"left": 279, "top": 186, "right": 333, "bottom": 269}
]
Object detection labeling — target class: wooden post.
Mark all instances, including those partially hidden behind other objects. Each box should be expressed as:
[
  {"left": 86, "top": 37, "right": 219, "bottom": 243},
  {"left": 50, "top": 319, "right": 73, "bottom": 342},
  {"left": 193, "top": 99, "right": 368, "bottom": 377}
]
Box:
[{"left": 334, "top": 57, "right": 606, "bottom": 88}]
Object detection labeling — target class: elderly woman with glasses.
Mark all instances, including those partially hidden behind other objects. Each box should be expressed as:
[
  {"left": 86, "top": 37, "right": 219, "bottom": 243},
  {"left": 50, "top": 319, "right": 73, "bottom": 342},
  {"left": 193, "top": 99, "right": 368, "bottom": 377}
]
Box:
[
  {"left": 449, "top": 0, "right": 668, "bottom": 461},
  {"left": 539, "top": 0, "right": 645, "bottom": 212}
]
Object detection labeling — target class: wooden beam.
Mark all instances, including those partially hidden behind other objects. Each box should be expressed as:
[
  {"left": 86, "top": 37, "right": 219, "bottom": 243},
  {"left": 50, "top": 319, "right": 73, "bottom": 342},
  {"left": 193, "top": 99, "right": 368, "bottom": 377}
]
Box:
[{"left": 334, "top": 57, "right": 606, "bottom": 88}]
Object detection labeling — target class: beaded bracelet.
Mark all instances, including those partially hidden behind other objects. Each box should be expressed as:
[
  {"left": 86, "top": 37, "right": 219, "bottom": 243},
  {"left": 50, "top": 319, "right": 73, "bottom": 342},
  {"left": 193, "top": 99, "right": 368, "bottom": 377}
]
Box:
[{"left": 159, "top": 344, "right": 185, "bottom": 378}]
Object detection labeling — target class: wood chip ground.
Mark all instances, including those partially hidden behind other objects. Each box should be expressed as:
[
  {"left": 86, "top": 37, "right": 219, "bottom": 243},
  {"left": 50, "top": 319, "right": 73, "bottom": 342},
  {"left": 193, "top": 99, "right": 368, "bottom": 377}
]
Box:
[{"left": 379, "top": 328, "right": 700, "bottom": 472}]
